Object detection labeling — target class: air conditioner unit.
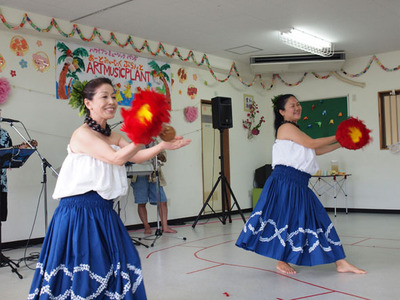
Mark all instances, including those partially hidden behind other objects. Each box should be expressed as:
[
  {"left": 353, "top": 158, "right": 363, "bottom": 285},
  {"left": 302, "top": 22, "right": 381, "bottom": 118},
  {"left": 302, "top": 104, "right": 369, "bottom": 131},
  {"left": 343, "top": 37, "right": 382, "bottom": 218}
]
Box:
[{"left": 250, "top": 52, "right": 345, "bottom": 74}]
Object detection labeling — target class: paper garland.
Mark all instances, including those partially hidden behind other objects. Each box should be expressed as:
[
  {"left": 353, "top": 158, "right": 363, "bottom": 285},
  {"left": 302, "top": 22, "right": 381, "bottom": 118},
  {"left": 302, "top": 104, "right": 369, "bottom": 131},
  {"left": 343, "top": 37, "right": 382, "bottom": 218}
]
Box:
[{"left": 0, "top": 9, "right": 400, "bottom": 90}]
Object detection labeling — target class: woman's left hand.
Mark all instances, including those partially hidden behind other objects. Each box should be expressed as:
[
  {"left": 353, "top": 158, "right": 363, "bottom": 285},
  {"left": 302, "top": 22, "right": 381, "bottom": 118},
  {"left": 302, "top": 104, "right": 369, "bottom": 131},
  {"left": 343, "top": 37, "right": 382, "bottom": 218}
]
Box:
[{"left": 161, "top": 136, "right": 191, "bottom": 150}]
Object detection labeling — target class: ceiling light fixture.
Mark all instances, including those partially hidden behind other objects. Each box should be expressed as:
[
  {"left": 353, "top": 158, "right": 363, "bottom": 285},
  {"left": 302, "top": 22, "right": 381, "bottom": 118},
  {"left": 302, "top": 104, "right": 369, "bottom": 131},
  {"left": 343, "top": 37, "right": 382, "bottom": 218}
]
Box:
[{"left": 279, "top": 28, "right": 334, "bottom": 57}]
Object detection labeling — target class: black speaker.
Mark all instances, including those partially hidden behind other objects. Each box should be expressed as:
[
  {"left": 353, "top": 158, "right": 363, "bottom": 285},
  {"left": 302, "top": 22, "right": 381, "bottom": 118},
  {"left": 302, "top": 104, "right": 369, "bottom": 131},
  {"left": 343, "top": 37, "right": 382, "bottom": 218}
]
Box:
[{"left": 211, "top": 97, "right": 233, "bottom": 129}]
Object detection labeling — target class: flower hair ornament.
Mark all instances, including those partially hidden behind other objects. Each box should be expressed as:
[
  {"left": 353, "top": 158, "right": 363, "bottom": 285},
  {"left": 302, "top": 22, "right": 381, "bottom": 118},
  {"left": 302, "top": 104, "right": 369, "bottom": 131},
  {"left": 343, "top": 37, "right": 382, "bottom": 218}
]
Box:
[
  {"left": 271, "top": 94, "right": 283, "bottom": 111},
  {"left": 336, "top": 117, "right": 372, "bottom": 150},
  {"left": 69, "top": 80, "right": 88, "bottom": 116},
  {"left": 120, "top": 89, "right": 174, "bottom": 144}
]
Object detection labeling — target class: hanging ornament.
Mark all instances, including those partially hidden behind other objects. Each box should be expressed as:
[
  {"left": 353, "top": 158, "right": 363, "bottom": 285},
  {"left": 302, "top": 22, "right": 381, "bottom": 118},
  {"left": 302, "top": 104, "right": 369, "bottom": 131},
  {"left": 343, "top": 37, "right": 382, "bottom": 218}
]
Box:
[
  {"left": 336, "top": 117, "right": 372, "bottom": 150},
  {"left": 329, "top": 119, "right": 334, "bottom": 124},
  {"left": 184, "top": 106, "right": 198, "bottom": 123},
  {"left": 315, "top": 121, "right": 322, "bottom": 127},
  {"left": 338, "top": 112, "right": 343, "bottom": 117},
  {"left": 322, "top": 110, "right": 327, "bottom": 115},
  {"left": 303, "top": 116, "right": 308, "bottom": 120},
  {"left": 0, "top": 77, "right": 11, "bottom": 104},
  {"left": 312, "top": 104, "right": 315, "bottom": 111}
]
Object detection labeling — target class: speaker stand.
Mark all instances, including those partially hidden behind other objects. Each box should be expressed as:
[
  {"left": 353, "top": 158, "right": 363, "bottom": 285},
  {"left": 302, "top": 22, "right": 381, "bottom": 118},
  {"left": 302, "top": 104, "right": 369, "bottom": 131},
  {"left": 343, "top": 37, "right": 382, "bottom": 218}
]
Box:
[{"left": 192, "top": 128, "right": 246, "bottom": 228}]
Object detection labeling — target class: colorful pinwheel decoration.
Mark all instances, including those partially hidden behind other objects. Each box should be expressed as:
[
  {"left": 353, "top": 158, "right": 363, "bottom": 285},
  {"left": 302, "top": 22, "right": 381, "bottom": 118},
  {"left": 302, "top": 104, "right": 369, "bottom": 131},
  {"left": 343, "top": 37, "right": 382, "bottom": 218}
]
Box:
[
  {"left": 336, "top": 117, "right": 371, "bottom": 150},
  {"left": 121, "top": 90, "right": 172, "bottom": 144}
]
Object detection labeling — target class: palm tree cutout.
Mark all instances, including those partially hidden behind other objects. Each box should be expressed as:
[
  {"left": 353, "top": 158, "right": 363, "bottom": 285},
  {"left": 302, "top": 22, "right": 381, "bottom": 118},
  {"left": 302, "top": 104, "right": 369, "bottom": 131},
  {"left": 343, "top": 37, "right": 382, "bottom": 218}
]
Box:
[
  {"left": 56, "top": 42, "right": 89, "bottom": 99},
  {"left": 148, "top": 60, "right": 171, "bottom": 108}
]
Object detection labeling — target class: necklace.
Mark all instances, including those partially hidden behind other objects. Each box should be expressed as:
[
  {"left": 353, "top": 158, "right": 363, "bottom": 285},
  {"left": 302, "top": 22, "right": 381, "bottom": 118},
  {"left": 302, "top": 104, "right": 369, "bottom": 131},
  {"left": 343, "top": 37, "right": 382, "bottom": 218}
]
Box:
[
  {"left": 84, "top": 116, "right": 111, "bottom": 136},
  {"left": 281, "top": 120, "right": 299, "bottom": 128}
]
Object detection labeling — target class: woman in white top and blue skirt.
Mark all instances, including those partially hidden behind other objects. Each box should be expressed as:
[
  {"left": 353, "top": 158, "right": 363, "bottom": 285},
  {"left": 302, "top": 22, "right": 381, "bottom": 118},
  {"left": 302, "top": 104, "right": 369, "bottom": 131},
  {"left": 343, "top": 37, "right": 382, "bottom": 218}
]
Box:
[
  {"left": 27, "top": 78, "right": 190, "bottom": 299},
  {"left": 236, "top": 94, "right": 365, "bottom": 275}
]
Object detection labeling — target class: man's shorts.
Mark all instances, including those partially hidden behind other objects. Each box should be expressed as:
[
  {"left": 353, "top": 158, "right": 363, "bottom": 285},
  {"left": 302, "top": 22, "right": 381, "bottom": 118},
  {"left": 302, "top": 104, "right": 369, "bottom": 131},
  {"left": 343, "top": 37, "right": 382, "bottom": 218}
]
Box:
[{"left": 131, "top": 175, "right": 167, "bottom": 205}]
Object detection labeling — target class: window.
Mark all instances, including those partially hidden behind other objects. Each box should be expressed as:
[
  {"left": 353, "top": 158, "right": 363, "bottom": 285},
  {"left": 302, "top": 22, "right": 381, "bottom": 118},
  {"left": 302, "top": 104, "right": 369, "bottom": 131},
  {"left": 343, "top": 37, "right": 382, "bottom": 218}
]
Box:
[{"left": 378, "top": 90, "right": 400, "bottom": 149}]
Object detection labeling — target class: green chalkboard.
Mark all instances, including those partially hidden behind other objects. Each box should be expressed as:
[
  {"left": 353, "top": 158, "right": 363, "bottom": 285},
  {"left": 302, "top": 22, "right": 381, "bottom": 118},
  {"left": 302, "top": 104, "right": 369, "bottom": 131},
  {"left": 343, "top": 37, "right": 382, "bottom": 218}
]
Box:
[{"left": 297, "top": 96, "right": 348, "bottom": 139}]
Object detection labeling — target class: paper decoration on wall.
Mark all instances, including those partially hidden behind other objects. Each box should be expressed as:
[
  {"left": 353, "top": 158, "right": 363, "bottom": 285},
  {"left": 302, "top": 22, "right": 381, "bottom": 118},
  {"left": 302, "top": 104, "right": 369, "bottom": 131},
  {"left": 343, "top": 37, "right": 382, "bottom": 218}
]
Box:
[
  {"left": 36, "top": 40, "right": 42, "bottom": 47},
  {"left": 307, "top": 124, "right": 312, "bottom": 128},
  {"left": 10, "top": 70, "right": 16, "bottom": 77},
  {"left": 315, "top": 121, "right": 322, "bottom": 127},
  {"left": 303, "top": 116, "right": 308, "bottom": 120},
  {"left": 10, "top": 35, "right": 29, "bottom": 56},
  {"left": 329, "top": 119, "right": 334, "bottom": 124},
  {"left": 55, "top": 41, "right": 170, "bottom": 105},
  {"left": 187, "top": 84, "right": 197, "bottom": 100},
  {"left": 193, "top": 74, "right": 197, "bottom": 81},
  {"left": 115, "top": 83, "right": 123, "bottom": 103},
  {"left": 0, "top": 77, "right": 11, "bottom": 104},
  {"left": 322, "top": 110, "right": 327, "bottom": 115},
  {"left": 312, "top": 104, "right": 315, "bottom": 111},
  {"left": 338, "top": 112, "right": 343, "bottom": 117},
  {"left": 184, "top": 106, "right": 198, "bottom": 122},
  {"left": 0, "top": 54, "right": 5, "bottom": 72},
  {"left": 32, "top": 51, "right": 50, "bottom": 72},
  {"left": 19, "top": 59, "right": 28, "bottom": 69},
  {"left": 177, "top": 67, "right": 187, "bottom": 83},
  {"left": 204, "top": 81, "right": 208, "bottom": 86},
  {"left": 179, "top": 90, "right": 182, "bottom": 95}
]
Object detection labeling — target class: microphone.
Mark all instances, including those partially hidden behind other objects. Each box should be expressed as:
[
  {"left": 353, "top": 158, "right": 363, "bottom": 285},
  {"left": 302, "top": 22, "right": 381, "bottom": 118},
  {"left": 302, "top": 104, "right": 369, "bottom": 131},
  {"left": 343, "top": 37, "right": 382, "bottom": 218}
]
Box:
[{"left": 0, "top": 117, "right": 20, "bottom": 123}]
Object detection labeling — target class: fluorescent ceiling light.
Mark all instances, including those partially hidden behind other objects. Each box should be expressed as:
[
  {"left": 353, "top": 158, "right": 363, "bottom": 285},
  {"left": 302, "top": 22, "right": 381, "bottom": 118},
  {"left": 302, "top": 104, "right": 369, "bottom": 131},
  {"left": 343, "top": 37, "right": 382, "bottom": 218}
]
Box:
[{"left": 279, "top": 28, "right": 334, "bottom": 57}]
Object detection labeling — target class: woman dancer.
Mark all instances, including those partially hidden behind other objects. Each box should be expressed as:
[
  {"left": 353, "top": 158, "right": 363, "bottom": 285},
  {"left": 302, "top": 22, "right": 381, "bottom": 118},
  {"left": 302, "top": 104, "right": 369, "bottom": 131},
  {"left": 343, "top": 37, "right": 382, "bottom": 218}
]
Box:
[
  {"left": 28, "top": 77, "right": 190, "bottom": 299},
  {"left": 236, "top": 94, "right": 365, "bottom": 275}
]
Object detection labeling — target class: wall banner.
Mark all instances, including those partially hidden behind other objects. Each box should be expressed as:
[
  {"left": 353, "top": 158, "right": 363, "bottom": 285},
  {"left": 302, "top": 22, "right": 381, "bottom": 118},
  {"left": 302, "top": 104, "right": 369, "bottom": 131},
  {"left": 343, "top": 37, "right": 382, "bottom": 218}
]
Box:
[{"left": 55, "top": 41, "right": 171, "bottom": 107}]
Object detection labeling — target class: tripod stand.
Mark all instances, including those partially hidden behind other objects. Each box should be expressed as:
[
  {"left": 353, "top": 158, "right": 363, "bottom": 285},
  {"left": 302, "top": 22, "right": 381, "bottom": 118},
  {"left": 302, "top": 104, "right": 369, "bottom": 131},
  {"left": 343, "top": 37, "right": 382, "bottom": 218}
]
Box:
[
  {"left": 0, "top": 220, "right": 23, "bottom": 279},
  {"left": 192, "top": 128, "right": 246, "bottom": 228},
  {"left": 0, "top": 147, "right": 35, "bottom": 279}
]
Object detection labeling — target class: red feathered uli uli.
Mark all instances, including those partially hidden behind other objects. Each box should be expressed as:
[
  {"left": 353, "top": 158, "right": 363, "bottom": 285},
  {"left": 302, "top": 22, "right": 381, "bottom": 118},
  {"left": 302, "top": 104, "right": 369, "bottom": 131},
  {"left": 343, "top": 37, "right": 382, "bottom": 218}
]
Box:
[{"left": 120, "top": 90, "right": 171, "bottom": 144}]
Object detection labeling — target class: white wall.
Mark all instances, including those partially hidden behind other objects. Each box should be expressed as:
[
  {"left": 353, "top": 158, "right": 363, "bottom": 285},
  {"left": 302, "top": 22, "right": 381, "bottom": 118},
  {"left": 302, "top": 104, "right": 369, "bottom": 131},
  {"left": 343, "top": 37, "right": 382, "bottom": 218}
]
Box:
[{"left": 0, "top": 6, "right": 399, "bottom": 243}]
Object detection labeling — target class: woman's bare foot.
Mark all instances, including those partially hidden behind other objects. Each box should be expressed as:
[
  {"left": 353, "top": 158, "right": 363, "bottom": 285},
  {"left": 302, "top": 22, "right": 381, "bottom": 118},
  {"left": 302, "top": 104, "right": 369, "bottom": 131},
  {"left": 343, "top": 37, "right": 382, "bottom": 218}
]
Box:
[
  {"left": 144, "top": 227, "right": 152, "bottom": 235},
  {"left": 336, "top": 259, "right": 366, "bottom": 274},
  {"left": 277, "top": 261, "right": 297, "bottom": 274},
  {"left": 163, "top": 226, "right": 177, "bottom": 233}
]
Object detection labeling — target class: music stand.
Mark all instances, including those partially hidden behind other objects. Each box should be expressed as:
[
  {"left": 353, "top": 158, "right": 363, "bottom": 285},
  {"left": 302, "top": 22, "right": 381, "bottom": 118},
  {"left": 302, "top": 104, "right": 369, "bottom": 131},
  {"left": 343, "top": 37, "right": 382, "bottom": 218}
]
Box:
[{"left": 0, "top": 147, "right": 35, "bottom": 279}]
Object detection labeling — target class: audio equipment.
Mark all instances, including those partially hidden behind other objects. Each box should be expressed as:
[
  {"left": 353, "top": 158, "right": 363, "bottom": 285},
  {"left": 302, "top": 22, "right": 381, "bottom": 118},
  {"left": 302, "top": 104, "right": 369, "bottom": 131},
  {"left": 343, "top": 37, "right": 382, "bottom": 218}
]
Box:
[{"left": 211, "top": 97, "right": 232, "bottom": 129}]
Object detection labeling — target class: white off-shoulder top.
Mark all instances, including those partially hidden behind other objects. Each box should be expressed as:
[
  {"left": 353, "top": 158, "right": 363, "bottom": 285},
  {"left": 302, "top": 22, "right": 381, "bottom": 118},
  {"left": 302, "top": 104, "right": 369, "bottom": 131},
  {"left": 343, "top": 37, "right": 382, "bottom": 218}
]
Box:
[
  {"left": 272, "top": 139, "right": 319, "bottom": 175},
  {"left": 52, "top": 145, "right": 128, "bottom": 200}
]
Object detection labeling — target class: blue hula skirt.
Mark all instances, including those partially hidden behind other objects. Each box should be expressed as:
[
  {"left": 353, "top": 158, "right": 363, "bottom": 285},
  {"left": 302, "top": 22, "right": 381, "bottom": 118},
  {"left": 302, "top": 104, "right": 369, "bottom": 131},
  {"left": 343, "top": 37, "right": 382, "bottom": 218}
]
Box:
[
  {"left": 236, "top": 165, "right": 345, "bottom": 266},
  {"left": 27, "top": 191, "right": 147, "bottom": 299}
]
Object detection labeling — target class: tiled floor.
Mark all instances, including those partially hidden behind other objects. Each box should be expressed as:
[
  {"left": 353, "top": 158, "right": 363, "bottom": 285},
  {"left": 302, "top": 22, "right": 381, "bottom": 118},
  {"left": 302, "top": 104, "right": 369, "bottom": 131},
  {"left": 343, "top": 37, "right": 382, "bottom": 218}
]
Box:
[{"left": 1, "top": 212, "right": 399, "bottom": 299}]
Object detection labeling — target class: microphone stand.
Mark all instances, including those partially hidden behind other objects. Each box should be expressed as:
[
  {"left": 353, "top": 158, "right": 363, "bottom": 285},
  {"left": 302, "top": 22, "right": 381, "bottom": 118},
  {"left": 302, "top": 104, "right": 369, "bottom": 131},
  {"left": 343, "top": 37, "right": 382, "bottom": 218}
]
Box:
[
  {"left": 147, "top": 155, "right": 163, "bottom": 247},
  {"left": 6, "top": 121, "right": 58, "bottom": 233}
]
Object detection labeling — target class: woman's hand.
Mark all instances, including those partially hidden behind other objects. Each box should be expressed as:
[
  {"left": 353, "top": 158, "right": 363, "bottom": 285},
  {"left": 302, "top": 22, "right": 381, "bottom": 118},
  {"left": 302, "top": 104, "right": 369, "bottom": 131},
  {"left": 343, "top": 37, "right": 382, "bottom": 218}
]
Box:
[{"left": 160, "top": 136, "right": 191, "bottom": 150}]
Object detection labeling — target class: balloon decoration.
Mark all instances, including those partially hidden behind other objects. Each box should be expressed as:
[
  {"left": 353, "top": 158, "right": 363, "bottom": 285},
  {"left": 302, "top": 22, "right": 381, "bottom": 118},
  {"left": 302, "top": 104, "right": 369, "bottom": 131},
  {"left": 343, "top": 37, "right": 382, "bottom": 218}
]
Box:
[
  {"left": 336, "top": 117, "right": 371, "bottom": 150},
  {"left": 120, "top": 90, "right": 171, "bottom": 144}
]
